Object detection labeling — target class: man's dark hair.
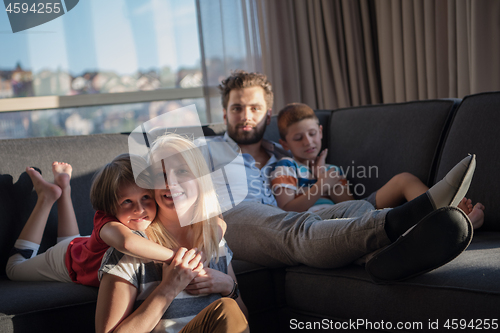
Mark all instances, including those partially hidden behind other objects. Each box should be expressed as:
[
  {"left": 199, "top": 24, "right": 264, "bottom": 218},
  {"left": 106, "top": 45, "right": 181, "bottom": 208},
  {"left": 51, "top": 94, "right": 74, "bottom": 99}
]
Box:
[{"left": 219, "top": 70, "right": 274, "bottom": 110}]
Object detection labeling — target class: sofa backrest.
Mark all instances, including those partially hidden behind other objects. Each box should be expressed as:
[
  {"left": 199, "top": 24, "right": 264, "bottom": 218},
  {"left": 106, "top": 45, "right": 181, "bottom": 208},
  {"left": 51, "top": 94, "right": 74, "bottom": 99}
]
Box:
[
  {"left": 324, "top": 100, "right": 460, "bottom": 200},
  {"left": 434, "top": 92, "right": 500, "bottom": 231}
]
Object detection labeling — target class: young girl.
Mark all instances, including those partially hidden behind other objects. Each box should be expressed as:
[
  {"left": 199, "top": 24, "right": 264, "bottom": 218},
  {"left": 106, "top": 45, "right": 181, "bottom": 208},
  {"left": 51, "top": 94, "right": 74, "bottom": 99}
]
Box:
[
  {"left": 96, "top": 133, "right": 248, "bottom": 333},
  {"left": 6, "top": 154, "right": 176, "bottom": 287}
]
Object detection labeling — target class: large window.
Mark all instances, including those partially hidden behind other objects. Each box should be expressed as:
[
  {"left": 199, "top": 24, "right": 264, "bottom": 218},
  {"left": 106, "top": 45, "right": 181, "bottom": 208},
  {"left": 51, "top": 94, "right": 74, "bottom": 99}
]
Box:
[{"left": 0, "top": 0, "right": 262, "bottom": 139}]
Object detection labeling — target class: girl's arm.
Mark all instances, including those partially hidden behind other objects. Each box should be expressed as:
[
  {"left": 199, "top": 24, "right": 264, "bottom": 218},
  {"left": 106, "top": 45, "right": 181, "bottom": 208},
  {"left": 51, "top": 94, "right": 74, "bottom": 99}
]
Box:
[
  {"left": 100, "top": 222, "right": 174, "bottom": 262},
  {"left": 96, "top": 248, "right": 203, "bottom": 333}
]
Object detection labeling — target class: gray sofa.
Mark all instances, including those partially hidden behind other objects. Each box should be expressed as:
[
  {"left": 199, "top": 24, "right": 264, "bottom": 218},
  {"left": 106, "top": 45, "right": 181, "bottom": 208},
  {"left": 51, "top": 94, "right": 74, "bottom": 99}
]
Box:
[{"left": 1, "top": 91, "right": 500, "bottom": 332}]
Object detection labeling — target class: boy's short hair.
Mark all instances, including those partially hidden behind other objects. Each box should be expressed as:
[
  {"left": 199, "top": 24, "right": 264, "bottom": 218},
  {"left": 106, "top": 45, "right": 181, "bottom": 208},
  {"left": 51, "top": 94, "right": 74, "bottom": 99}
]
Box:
[
  {"left": 277, "top": 103, "right": 319, "bottom": 140},
  {"left": 219, "top": 70, "right": 273, "bottom": 110}
]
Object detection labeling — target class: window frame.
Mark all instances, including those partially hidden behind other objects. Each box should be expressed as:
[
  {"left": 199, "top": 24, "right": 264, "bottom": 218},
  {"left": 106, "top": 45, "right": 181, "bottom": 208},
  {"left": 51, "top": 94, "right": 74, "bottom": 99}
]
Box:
[{"left": 0, "top": 86, "right": 220, "bottom": 118}]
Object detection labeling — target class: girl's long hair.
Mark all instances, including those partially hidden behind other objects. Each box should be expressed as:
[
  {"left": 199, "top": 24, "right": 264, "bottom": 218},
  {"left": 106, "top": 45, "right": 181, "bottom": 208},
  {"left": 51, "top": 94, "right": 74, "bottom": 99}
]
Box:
[
  {"left": 90, "top": 153, "right": 138, "bottom": 216},
  {"left": 146, "top": 133, "right": 222, "bottom": 264}
]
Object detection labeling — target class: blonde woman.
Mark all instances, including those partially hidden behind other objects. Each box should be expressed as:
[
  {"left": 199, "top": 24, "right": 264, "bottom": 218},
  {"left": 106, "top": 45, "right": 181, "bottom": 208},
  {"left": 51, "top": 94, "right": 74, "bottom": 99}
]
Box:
[{"left": 96, "top": 133, "right": 249, "bottom": 333}]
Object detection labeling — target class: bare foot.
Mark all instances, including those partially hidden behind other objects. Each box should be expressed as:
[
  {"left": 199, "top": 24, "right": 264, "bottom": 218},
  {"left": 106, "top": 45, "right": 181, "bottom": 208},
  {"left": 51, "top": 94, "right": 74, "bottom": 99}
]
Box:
[
  {"left": 457, "top": 197, "right": 473, "bottom": 214},
  {"left": 26, "top": 167, "right": 61, "bottom": 203},
  {"left": 52, "top": 161, "right": 72, "bottom": 190},
  {"left": 468, "top": 203, "right": 485, "bottom": 230}
]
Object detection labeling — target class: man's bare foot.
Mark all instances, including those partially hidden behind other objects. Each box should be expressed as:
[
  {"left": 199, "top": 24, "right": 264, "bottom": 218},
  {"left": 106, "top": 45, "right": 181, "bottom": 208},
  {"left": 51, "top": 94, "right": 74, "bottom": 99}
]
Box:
[
  {"left": 468, "top": 203, "right": 485, "bottom": 230},
  {"left": 26, "top": 167, "right": 61, "bottom": 203},
  {"left": 457, "top": 197, "right": 473, "bottom": 214},
  {"left": 52, "top": 161, "right": 72, "bottom": 190}
]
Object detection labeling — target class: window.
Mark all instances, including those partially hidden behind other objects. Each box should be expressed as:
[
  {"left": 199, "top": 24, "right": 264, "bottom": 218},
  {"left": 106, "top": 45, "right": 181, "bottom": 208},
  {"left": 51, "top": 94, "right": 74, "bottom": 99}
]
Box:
[{"left": 0, "top": 0, "right": 262, "bottom": 139}]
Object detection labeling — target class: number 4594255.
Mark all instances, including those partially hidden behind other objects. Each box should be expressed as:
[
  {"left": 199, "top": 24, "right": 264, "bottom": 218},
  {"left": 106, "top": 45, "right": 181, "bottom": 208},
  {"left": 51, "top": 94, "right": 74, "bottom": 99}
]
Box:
[{"left": 6, "top": 3, "right": 61, "bottom": 14}]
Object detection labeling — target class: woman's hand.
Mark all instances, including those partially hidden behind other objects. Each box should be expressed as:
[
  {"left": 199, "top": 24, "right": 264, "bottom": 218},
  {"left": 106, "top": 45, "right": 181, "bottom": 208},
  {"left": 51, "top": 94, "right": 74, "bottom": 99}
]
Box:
[
  {"left": 184, "top": 267, "right": 234, "bottom": 296},
  {"left": 160, "top": 248, "right": 204, "bottom": 296}
]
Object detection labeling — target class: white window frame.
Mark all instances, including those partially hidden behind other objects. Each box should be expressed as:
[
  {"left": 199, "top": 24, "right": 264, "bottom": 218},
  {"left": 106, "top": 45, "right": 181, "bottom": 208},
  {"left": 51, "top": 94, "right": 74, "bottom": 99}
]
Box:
[{"left": 0, "top": 86, "right": 220, "bottom": 119}]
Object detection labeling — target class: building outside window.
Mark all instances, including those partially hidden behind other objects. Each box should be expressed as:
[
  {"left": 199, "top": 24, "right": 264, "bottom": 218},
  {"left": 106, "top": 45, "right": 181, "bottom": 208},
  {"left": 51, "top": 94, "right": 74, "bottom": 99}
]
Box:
[{"left": 0, "top": 0, "right": 262, "bottom": 139}]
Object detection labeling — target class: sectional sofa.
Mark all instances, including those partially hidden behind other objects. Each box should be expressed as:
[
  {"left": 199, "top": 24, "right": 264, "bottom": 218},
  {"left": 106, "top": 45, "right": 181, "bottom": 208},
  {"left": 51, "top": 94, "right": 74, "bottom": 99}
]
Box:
[{"left": 1, "top": 91, "right": 500, "bottom": 332}]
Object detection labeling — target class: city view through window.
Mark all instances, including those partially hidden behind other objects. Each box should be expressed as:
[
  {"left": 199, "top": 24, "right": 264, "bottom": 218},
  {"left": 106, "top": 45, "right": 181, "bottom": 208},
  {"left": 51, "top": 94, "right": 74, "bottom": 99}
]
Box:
[{"left": 0, "top": 0, "right": 260, "bottom": 139}]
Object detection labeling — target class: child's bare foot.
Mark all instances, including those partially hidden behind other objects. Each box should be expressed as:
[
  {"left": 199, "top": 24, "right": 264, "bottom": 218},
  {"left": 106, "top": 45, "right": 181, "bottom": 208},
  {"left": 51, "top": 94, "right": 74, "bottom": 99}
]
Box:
[
  {"left": 26, "top": 167, "right": 62, "bottom": 203},
  {"left": 468, "top": 203, "right": 485, "bottom": 229},
  {"left": 52, "top": 161, "right": 72, "bottom": 190},
  {"left": 457, "top": 197, "right": 473, "bottom": 214}
]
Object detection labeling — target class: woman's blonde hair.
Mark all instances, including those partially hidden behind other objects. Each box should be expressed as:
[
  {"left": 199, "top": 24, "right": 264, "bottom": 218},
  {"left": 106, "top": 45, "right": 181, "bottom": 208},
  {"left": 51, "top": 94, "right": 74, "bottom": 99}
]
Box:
[{"left": 146, "top": 133, "right": 222, "bottom": 264}]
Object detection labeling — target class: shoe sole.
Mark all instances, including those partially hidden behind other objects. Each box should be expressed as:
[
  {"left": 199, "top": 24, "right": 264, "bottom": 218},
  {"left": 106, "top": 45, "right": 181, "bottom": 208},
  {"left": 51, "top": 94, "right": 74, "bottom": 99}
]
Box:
[
  {"left": 450, "top": 154, "right": 476, "bottom": 207},
  {"left": 365, "top": 207, "right": 473, "bottom": 284}
]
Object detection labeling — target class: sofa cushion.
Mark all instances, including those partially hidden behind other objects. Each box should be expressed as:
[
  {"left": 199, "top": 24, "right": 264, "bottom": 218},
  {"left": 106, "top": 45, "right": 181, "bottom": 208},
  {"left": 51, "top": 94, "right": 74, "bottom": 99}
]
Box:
[
  {"left": 0, "top": 277, "right": 97, "bottom": 333},
  {"left": 325, "top": 100, "right": 460, "bottom": 200},
  {"left": 285, "top": 232, "right": 500, "bottom": 328},
  {"left": 434, "top": 92, "right": 500, "bottom": 231}
]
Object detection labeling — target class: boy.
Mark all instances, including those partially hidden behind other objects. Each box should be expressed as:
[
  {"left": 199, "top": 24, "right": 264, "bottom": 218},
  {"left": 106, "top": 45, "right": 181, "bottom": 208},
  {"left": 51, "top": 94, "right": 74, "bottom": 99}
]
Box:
[{"left": 271, "top": 103, "right": 484, "bottom": 228}]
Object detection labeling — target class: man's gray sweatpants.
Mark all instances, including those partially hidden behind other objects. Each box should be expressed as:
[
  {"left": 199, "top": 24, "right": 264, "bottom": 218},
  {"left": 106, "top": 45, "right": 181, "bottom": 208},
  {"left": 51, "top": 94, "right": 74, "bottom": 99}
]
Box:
[{"left": 222, "top": 200, "right": 391, "bottom": 268}]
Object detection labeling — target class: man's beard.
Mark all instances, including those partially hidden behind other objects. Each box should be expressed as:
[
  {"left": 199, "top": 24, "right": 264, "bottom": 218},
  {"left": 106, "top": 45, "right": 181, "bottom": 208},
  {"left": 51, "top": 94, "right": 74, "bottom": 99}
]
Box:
[{"left": 227, "top": 116, "right": 268, "bottom": 145}]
